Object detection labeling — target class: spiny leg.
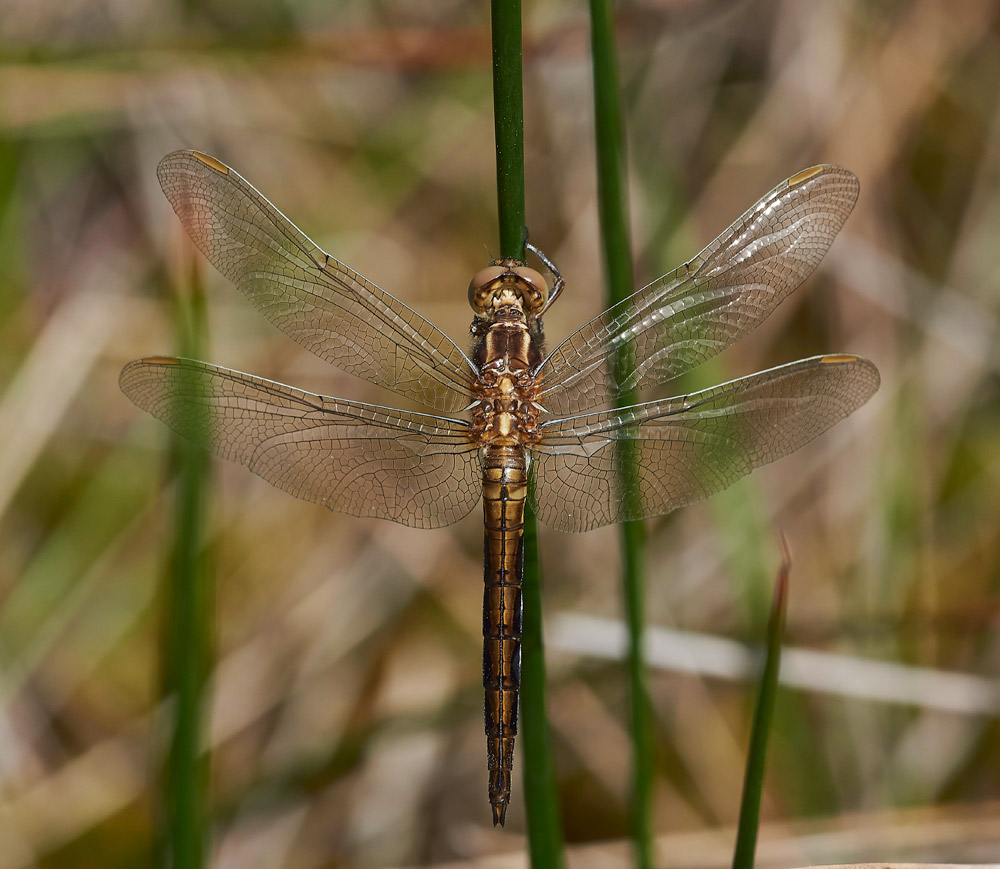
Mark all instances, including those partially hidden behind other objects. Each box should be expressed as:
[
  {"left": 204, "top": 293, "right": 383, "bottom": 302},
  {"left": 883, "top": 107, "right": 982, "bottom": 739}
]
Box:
[{"left": 525, "top": 239, "right": 564, "bottom": 314}]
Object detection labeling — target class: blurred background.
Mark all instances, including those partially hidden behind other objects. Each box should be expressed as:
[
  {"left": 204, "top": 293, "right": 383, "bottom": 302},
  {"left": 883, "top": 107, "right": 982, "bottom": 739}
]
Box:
[{"left": 0, "top": 0, "right": 998, "bottom": 866}]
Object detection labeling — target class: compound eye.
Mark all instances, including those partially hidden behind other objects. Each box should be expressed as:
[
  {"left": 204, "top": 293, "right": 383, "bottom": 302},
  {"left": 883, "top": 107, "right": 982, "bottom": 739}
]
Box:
[
  {"left": 469, "top": 265, "right": 506, "bottom": 312},
  {"left": 513, "top": 266, "right": 548, "bottom": 312}
]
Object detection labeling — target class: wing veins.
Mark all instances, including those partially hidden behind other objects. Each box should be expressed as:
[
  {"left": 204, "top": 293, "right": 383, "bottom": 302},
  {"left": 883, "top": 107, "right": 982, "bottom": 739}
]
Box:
[
  {"left": 530, "top": 355, "right": 879, "bottom": 532},
  {"left": 157, "top": 150, "right": 477, "bottom": 412},
  {"left": 120, "top": 356, "right": 479, "bottom": 528},
  {"left": 536, "top": 166, "right": 860, "bottom": 413}
]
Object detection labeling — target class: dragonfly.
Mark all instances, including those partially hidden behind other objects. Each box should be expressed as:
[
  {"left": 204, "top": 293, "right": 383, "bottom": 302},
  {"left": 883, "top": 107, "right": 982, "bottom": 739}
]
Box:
[{"left": 121, "top": 151, "right": 879, "bottom": 826}]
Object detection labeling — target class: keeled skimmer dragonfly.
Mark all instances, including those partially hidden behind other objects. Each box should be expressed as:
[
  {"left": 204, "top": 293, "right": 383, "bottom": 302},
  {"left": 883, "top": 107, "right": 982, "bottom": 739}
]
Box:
[{"left": 121, "top": 151, "right": 879, "bottom": 826}]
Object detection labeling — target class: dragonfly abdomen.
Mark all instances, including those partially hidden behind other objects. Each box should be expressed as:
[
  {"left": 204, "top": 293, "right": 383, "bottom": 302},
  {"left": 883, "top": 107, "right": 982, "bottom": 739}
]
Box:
[{"left": 481, "top": 443, "right": 527, "bottom": 827}]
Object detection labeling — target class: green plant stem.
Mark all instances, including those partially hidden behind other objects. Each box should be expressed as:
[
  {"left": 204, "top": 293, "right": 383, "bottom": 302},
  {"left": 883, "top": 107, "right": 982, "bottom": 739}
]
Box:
[
  {"left": 588, "top": 1, "right": 654, "bottom": 866},
  {"left": 491, "top": 0, "right": 563, "bottom": 861},
  {"left": 520, "top": 500, "right": 564, "bottom": 860},
  {"left": 491, "top": 0, "right": 525, "bottom": 259},
  {"left": 732, "top": 538, "right": 790, "bottom": 869},
  {"left": 161, "top": 271, "right": 213, "bottom": 869}
]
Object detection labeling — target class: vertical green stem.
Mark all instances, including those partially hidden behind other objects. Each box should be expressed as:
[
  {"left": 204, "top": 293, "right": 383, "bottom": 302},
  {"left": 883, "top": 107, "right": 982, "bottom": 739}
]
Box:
[
  {"left": 520, "top": 497, "right": 564, "bottom": 861},
  {"left": 731, "top": 539, "right": 790, "bottom": 869},
  {"left": 588, "top": 1, "right": 654, "bottom": 866},
  {"left": 161, "top": 268, "right": 213, "bottom": 869},
  {"left": 491, "top": 0, "right": 526, "bottom": 260},
  {"left": 491, "top": 0, "right": 564, "bottom": 861}
]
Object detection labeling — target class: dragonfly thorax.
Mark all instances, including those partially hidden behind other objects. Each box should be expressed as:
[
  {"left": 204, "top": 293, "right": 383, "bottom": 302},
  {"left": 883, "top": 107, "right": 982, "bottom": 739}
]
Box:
[
  {"left": 471, "top": 313, "right": 543, "bottom": 447},
  {"left": 471, "top": 378, "right": 541, "bottom": 447}
]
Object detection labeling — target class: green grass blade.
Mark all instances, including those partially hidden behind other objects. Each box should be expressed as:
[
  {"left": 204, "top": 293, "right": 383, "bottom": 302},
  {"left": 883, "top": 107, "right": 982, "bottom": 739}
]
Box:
[
  {"left": 731, "top": 537, "right": 791, "bottom": 869},
  {"left": 159, "top": 270, "right": 213, "bottom": 869},
  {"left": 491, "top": 0, "right": 563, "bottom": 859},
  {"left": 587, "top": 1, "right": 654, "bottom": 865}
]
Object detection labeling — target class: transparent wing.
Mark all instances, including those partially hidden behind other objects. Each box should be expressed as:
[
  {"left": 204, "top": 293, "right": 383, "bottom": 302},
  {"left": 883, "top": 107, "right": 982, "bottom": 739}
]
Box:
[
  {"left": 530, "top": 355, "right": 879, "bottom": 533},
  {"left": 157, "top": 150, "right": 476, "bottom": 413},
  {"left": 120, "top": 357, "right": 481, "bottom": 529},
  {"left": 537, "top": 165, "right": 860, "bottom": 414}
]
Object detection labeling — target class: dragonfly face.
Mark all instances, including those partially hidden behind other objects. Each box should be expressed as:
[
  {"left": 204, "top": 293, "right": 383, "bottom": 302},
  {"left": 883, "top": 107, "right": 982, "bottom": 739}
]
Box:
[
  {"left": 121, "top": 151, "right": 879, "bottom": 825},
  {"left": 469, "top": 260, "right": 549, "bottom": 316}
]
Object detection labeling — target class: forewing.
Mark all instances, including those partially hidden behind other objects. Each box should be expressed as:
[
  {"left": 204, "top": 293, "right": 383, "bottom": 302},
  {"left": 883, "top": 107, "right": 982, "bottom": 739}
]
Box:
[
  {"left": 157, "top": 150, "right": 476, "bottom": 413},
  {"left": 531, "top": 355, "right": 878, "bottom": 533},
  {"left": 538, "top": 166, "right": 860, "bottom": 414},
  {"left": 120, "top": 357, "right": 481, "bottom": 529}
]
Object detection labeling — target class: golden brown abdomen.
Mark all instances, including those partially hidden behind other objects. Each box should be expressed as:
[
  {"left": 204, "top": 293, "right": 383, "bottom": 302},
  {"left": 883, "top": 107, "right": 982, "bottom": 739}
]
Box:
[{"left": 481, "top": 443, "right": 527, "bottom": 827}]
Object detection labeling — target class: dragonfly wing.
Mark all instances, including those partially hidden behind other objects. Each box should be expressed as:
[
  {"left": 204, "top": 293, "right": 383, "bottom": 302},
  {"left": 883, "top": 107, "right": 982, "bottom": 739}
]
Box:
[
  {"left": 120, "top": 357, "right": 481, "bottom": 529},
  {"left": 530, "top": 355, "right": 878, "bottom": 533},
  {"left": 157, "top": 150, "right": 476, "bottom": 413},
  {"left": 537, "top": 165, "right": 859, "bottom": 414}
]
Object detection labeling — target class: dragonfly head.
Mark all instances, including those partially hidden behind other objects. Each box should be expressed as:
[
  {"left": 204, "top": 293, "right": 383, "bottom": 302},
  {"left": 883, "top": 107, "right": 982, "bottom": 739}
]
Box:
[{"left": 469, "top": 259, "right": 548, "bottom": 317}]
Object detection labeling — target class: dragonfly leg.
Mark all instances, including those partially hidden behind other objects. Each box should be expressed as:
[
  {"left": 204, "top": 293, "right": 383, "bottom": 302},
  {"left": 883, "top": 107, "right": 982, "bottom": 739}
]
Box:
[{"left": 526, "top": 240, "right": 565, "bottom": 314}]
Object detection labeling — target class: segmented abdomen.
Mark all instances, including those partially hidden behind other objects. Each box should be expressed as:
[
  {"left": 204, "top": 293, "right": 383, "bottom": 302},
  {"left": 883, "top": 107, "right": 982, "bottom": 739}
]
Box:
[{"left": 481, "top": 443, "right": 527, "bottom": 827}]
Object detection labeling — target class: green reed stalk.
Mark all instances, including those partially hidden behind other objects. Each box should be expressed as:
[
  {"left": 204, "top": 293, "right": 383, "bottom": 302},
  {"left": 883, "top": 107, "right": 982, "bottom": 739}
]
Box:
[
  {"left": 587, "top": 2, "right": 654, "bottom": 866},
  {"left": 491, "top": 0, "right": 564, "bottom": 861},
  {"left": 160, "top": 270, "right": 213, "bottom": 869},
  {"left": 731, "top": 539, "right": 790, "bottom": 869}
]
